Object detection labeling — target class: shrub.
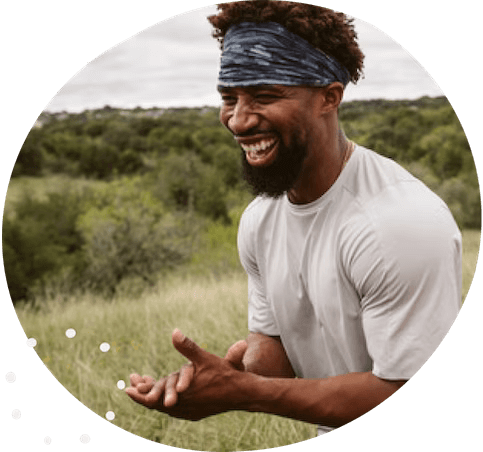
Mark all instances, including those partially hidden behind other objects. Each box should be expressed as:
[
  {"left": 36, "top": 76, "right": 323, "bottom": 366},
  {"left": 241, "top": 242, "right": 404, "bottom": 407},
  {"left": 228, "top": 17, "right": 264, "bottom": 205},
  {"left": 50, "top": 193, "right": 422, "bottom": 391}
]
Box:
[
  {"left": 152, "top": 152, "right": 231, "bottom": 224},
  {"left": 2, "top": 186, "right": 87, "bottom": 303},
  {"left": 76, "top": 179, "right": 198, "bottom": 294}
]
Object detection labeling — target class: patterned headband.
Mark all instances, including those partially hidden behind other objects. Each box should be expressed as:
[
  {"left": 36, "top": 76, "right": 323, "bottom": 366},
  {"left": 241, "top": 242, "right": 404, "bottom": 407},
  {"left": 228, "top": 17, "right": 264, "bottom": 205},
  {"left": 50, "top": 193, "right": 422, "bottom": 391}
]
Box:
[{"left": 217, "top": 22, "right": 351, "bottom": 88}]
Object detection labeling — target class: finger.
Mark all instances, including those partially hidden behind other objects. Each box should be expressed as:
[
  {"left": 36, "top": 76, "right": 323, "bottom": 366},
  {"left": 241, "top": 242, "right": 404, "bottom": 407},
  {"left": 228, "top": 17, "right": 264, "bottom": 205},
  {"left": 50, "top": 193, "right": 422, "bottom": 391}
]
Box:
[
  {"left": 172, "top": 329, "right": 208, "bottom": 364},
  {"left": 176, "top": 362, "right": 194, "bottom": 393},
  {"left": 129, "top": 373, "right": 145, "bottom": 388},
  {"left": 143, "top": 378, "right": 167, "bottom": 407},
  {"left": 164, "top": 372, "right": 180, "bottom": 407},
  {"left": 137, "top": 375, "right": 156, "bottom": 394},
  {"left": 125, "top": 386, "right": 152, "bottom": 407},
  {"left": 125, "top": 386, "right": 144, "bottom": 403}
]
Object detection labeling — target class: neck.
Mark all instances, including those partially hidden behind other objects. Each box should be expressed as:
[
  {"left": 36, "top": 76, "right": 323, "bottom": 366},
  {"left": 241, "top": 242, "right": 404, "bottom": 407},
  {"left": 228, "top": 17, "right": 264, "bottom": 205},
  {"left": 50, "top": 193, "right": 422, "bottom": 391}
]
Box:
[{"left": 287, "top": 126, "right": 351, "bottom": 205}]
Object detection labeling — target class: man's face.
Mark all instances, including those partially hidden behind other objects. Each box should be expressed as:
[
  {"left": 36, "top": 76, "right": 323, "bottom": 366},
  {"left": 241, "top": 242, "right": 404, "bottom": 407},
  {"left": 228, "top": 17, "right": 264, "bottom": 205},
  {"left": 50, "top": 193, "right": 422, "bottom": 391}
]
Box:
[{"left": 219, "top": 85, "right": 319, "bottom": 197}]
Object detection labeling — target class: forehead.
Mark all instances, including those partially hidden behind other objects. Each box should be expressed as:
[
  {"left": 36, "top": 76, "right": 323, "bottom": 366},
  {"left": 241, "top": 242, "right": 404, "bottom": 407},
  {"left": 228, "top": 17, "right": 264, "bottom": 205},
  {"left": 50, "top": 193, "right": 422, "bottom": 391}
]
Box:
[{"left": 217, "top": 84, "right": 308, "bottom": 95}]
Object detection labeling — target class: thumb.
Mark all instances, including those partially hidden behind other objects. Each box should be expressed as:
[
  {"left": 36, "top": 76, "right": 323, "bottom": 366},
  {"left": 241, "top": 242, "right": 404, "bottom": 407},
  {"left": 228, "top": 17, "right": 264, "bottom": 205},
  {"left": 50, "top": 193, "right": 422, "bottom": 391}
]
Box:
[
  {"left": 224, "top": 340, "right": 248, "bottom": 371},
  {"left": 172, "top": 329, "right": 207, "bottom": 364}
]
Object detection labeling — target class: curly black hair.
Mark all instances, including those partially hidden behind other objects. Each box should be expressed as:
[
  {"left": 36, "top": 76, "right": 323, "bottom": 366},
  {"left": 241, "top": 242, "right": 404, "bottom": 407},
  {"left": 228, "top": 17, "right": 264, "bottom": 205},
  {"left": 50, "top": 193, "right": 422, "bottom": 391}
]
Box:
[{"left": 208, "top": 0, "right": 364, "bottom": 84}]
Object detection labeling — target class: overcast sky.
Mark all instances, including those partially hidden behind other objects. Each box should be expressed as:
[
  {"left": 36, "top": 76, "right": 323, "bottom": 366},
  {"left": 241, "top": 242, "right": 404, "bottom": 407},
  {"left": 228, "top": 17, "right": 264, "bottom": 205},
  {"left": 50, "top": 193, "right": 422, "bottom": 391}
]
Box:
[{"left": 45, "top": 4, "right": 444, "bottom": 113}]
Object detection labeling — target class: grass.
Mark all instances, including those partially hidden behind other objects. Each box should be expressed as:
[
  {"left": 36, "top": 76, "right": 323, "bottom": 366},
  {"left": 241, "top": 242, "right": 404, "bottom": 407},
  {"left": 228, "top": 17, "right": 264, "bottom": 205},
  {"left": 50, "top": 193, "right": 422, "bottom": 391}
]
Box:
[
  {"left": 13, "top": 229, "right": 480, "bottom": 450},
  {"left": 16, "top": 274, "right": 316, "bottom": 451},
  {"left": 462, "top": 229, "right": 480, "bottom": 302}
]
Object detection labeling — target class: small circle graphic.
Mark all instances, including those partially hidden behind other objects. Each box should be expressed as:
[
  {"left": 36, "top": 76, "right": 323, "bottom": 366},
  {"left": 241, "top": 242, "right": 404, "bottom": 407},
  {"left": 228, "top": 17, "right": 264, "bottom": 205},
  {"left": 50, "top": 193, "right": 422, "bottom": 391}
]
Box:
[
  {"left": 80, "top": 434, "right": 90, "bottom": 444},
  {"left": 117, "top": 380, "right": 126, "bottom": 390},
  {"left": 12, "top": 409, "right": 21, "bottom": 420},
  {"left": 106, "top": 411, "right": 115, "bottom": 421},
  {"left": 65, "top": 328, "right": 76, "bottom": 338},
  {"left": 5, "top": 372, "right": 16, "bottom": 383},
  {"left": 99, "top": 342, "right": 110, "bottom": 353},
  {"left": 27, "top": 338, "right": 37, "bottom": 347}
]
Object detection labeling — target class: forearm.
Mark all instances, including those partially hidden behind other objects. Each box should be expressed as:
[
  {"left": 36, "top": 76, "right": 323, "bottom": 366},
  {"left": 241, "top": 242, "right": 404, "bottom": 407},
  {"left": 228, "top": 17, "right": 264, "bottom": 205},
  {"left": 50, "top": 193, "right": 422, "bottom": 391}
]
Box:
[{"left": 235, "top": 370, "right": 405, "bottom": 427}]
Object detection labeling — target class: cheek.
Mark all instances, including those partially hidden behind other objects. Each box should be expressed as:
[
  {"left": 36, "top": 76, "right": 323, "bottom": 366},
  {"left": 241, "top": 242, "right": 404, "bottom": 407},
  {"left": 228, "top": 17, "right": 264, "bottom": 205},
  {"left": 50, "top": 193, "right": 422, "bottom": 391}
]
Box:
[
  {"left": 219, "top": 108, "right": 231, "bottom": 130},
  {"left": 219, "top": 105, "right": 227, "bottom": 122},
  {"left": 278, "top": 116, "right": 307, "bottom": 144}
]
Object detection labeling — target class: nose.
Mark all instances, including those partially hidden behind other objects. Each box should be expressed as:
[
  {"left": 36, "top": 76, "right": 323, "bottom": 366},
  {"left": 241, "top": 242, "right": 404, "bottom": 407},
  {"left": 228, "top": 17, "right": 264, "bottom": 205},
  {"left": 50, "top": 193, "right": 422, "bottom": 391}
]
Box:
[{"left": 227, "top": 98, "right": 259, "bottom": 136}]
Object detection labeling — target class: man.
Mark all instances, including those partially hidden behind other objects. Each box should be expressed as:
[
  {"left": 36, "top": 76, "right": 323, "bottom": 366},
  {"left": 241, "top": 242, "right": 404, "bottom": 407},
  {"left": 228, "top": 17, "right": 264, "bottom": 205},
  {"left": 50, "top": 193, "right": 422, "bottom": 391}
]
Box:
[{"left": 126, "top": 0, "right": 461, "bottom": 435}]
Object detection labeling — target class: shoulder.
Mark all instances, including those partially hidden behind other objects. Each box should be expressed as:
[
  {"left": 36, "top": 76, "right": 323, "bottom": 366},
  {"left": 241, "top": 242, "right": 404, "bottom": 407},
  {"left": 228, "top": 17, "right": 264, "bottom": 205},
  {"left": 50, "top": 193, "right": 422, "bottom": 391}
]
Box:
[
  {"left": 339, "top": 147, "right": 461, "bottom": 296},
  {"left": 346, "top": 146, "right": 459, "bottom": 236},
  {"left": 346, "top": 186, "right": 460, "bottom": 263},
  {"left": 239, "top": 195, "right": 283, "bottom": 235},
  {"left": 238, "top": 196, "right": 279, "bottom": 256},
  {"left": 344, "top": 146, "right": 418, "bottom": 200}
]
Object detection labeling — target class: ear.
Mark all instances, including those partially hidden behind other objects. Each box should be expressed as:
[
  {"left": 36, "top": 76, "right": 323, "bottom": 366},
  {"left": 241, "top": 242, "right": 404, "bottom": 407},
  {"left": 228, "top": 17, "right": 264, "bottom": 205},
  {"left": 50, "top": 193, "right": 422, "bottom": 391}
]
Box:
[{"left": 315, "top": 82, "right": 344, "bottom": 115}]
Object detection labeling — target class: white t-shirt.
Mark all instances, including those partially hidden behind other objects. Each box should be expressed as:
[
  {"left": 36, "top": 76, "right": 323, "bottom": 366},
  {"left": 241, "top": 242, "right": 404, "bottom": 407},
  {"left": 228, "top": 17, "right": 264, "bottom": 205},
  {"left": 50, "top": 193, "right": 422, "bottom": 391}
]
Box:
[{"left": 238, "top": 145, "right": 462, "bottom": 433}]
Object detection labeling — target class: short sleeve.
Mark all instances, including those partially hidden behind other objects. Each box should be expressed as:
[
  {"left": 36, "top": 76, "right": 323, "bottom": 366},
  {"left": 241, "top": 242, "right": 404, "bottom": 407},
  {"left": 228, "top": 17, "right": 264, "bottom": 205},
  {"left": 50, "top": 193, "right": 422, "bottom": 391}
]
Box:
[
  {"left": 238, "top": 204, "right": 280, "bottom": 336},
  {"left": 344, "top": 182, "right": 462, "bottom": 380}
]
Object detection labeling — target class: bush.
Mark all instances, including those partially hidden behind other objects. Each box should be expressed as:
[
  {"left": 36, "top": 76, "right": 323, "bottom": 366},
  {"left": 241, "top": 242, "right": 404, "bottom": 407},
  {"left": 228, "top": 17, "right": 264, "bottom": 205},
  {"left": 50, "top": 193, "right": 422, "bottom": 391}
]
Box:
[
  {"left": 152, "top": 152, "right": 231, "bottom": 224},
  {"left": 78, "top": 139, "right": 119, "bottom": 178},
  {"left": 3, "top": 177, "right": 202, "bottom": 302},
  {"left": 12, "top": 128, "right": 44, "bottom": 177},
  {"left": 3, "top": 186, "right": 87, "bottom": 303},
  {"left": 436, "top": 176, "right": 481, "bottom": 230},
  {"left": 76, "top": 179, "right": 199, "bottom": 294}
]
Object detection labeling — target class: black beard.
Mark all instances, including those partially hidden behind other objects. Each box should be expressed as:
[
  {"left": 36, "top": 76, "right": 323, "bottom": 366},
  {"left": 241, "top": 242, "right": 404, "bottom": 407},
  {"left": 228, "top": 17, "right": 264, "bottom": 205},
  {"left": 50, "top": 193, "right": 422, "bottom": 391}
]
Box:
[{"left": 241, "top": 136, "right": 307, "bottom": 198}]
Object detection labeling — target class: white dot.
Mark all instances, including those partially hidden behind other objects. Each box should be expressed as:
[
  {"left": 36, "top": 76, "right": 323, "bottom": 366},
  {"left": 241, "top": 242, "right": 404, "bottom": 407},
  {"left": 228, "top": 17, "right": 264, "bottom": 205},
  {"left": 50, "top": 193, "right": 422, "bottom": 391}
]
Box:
[
  {"left": 65, "top": 328, "right": 76, "bottom": 338},
  {"left": 79, "top": 434, "right": 90, "bottom": 444},
  {"left": 106, "top": 411, "right": 115, "bottom": 421},
  {"left": 27, "top": 338, "right": 37, "bottom": 347},
  {"left": 44, "top": 436, "right": 52, "bottom": 445},
  {"left": 117, "top": 380, "right": 126, "bottom": 390},
  {"left": 99, "top": 342, "right": 110, "bottom": 353},
  {"left": 5, "top": 372, "right": 16, "bottom": 383},
  {"left": 12, "top": 409, "right": 21, "bottom": 420}
]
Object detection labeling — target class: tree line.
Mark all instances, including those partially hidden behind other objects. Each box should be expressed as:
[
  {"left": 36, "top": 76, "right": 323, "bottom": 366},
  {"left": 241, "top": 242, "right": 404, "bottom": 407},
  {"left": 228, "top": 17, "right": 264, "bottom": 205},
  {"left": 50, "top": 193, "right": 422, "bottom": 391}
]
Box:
[{"left": 4, "top": 97, "right": 479, "bottom": 303}]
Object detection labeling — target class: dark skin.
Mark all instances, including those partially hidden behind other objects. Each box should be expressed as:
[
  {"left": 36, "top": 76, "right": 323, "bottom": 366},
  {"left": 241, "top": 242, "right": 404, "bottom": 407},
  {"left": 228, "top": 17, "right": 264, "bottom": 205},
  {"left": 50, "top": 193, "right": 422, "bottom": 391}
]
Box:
[
  {"left": 126, "top": 83, "right": 406, "bottom": 426},
  {"left": 126, "top": 330, "right": 405, "bottom": 426},
  {"left": 219, "top": 83, "right": 347, "bottom": 204}
]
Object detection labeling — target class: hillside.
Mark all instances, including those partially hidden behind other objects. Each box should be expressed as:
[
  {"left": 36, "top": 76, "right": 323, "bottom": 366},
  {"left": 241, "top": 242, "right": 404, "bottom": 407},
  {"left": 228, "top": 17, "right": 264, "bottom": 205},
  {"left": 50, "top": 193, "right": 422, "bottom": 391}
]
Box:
[{"left": 5, "top": 96, "right": 480, "bottom": 303}]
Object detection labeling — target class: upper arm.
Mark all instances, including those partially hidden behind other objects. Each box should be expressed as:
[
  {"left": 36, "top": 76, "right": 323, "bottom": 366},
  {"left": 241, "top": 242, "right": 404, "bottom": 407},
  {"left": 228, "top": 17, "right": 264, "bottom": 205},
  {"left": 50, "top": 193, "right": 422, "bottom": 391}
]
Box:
[
  {"left": 243, "top": 333, "right": 295, "bottom": 378},
  {"left": 345, "top": 184, "right": 462, "bottom": 380}
]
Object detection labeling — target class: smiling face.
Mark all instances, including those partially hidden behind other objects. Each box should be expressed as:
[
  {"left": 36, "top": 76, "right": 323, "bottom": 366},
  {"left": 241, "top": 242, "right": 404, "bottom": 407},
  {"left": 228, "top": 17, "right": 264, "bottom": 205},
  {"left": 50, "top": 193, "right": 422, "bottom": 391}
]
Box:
[{"left": 219, "top": 85, "right": 322, "bottom": 198}]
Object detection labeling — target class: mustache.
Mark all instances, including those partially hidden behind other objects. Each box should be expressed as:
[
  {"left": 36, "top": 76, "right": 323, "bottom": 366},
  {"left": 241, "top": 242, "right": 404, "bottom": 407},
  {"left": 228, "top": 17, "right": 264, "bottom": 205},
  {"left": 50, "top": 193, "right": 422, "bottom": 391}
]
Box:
[{"left": 232, "top": 129, "right": 274, "bottom": 139}]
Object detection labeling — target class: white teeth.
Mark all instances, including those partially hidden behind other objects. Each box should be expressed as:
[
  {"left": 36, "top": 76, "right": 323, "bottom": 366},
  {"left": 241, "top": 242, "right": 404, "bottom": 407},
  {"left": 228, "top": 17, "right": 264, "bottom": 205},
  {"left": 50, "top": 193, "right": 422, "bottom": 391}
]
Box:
[{"left": 241, "top": 139, "right": 275, "bottom": 155}]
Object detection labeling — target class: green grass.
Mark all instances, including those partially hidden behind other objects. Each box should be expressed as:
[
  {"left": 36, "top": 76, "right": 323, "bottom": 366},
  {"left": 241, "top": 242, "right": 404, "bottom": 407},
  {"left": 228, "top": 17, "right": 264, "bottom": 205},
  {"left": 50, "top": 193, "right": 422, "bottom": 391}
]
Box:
[
  {"left": 462, "top": 229, "right": 480, "bottom": 302},
  {"left": 16, "top": 274, "right": 316, "bottom": 451},
  {"left": 13, "top": 230, "right": 480, "bottom": 451}
]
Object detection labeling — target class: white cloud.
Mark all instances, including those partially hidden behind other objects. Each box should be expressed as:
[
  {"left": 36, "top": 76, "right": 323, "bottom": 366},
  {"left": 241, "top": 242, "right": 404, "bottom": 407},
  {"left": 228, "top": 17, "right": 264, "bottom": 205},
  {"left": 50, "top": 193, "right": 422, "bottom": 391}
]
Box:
[
  {"left": 343, "top": 19, "right": 443, "bottom": 101},
  {"left": 45, "top": 7, "right": 443, "bottom": 112}
]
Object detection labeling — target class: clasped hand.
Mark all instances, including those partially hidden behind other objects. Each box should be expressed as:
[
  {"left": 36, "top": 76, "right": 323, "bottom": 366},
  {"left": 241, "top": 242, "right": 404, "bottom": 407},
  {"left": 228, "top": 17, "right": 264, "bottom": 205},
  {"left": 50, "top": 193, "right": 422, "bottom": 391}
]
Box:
[{"left": 125, "top": 329, "right": 248, "bottom": 421}]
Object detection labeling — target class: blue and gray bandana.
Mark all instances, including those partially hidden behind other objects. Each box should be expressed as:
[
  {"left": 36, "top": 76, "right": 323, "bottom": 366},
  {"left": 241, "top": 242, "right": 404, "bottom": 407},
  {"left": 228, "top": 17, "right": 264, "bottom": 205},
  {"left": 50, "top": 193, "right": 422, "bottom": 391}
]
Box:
[{"left": 217, "top": 22, "right": 351, "bottom": 88}]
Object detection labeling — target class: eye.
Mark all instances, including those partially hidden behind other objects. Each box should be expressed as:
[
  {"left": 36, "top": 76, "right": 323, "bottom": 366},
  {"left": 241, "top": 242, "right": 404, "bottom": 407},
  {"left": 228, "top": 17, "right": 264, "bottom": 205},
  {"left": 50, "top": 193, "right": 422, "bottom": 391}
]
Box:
[
  {"left": 255, "top": 93, "right": 279, "bottom": 104},
  {"left": 221, "top": 94, "right": 237, "bottom": 106}
]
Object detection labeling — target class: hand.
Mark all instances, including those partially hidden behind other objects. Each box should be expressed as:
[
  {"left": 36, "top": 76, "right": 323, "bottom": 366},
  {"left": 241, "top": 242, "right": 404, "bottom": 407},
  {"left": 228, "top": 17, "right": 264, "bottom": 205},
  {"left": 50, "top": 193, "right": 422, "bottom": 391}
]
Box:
[
  {"left": 168, "top": 337, "right": 248, "bottom": 404},
  {"left": 127, "top": 334, "right": 248, "bottom": 407},
  {"left": 125, "top": 329, "right": 248, "bottom": 420}
]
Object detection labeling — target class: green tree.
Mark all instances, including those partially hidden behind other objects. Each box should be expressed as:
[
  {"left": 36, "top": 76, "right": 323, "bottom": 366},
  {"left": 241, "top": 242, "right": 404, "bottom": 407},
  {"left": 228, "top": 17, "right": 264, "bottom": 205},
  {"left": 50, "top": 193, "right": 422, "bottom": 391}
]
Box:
[
  {"left": 2, "top": 187, "right": 86, "bottom": 303},
  {"left": 76, "top": 179, "right": 195, "bottom": 293},
  {"left": 78, "top": 139, "right": 119, "bottom": 179},
  {"left": 101, "top": 120, "right": 133, "bottom": 152},
  {"left": 12, "top": 128, "right": 44, "bottom": 177},
  {"left": 417, "top": 124, "right": 470, "bottom": 179},
  {"left": 152, "top": 152, "right": 231, "bottom": 223},
  {"left": 160, "top": 128, "right": 195, "bottom": 151}
]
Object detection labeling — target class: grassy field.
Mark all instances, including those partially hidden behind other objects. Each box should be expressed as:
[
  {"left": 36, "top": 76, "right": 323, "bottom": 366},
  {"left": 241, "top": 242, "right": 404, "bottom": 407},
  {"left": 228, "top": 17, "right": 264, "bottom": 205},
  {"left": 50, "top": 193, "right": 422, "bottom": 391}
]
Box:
[
  {"left": 462, "top": 229, "right": 480, "bottom": 301},
  {"left": 13, "top": 230, "right": 480, "bottom": 451},
  {"left": 15, "top": 274, "right": 316, "bottom": 450}
]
